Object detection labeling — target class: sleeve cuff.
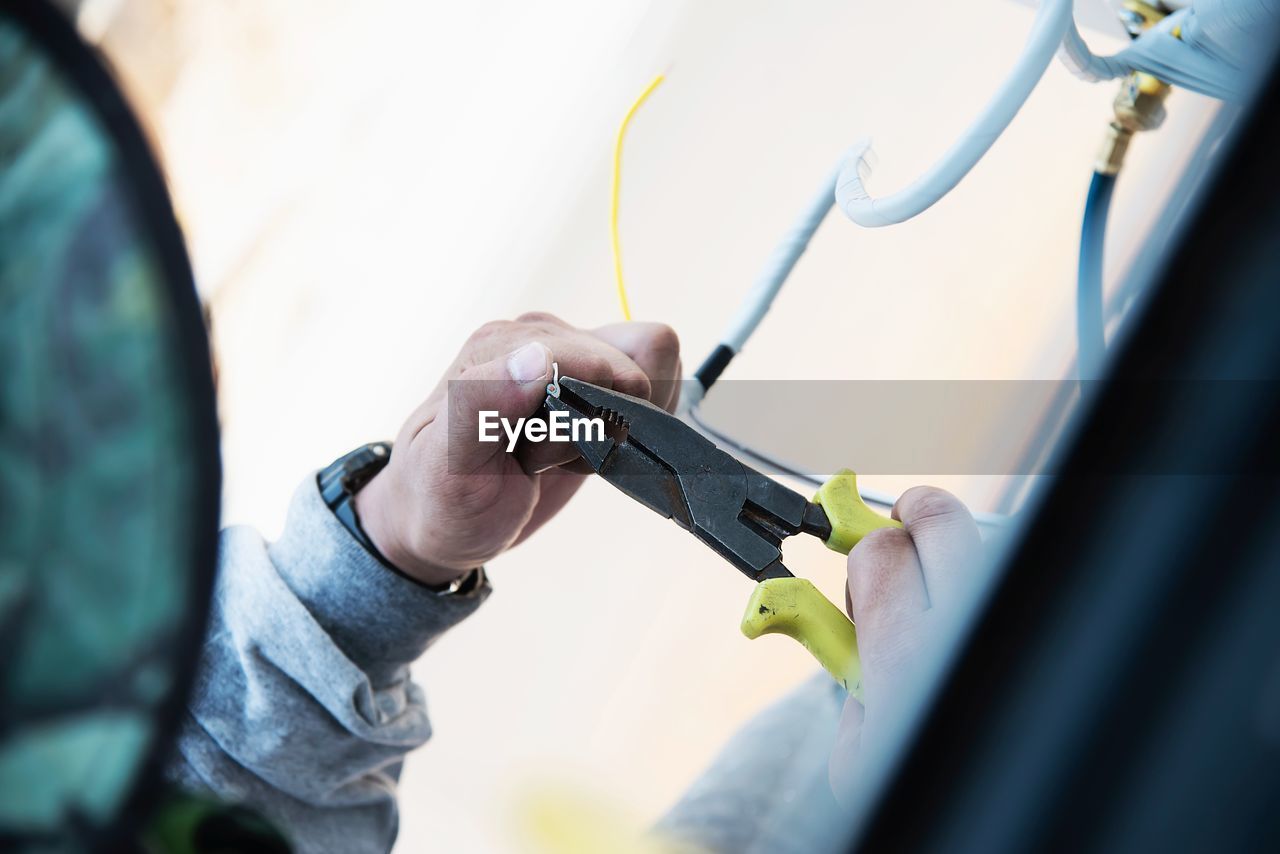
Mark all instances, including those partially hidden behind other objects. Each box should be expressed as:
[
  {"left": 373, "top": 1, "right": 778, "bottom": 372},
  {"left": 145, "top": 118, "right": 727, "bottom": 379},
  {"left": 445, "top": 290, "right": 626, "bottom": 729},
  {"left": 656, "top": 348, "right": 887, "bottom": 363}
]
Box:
[{"left": 268, "top": 476, "right": 490, "bottom": 683}]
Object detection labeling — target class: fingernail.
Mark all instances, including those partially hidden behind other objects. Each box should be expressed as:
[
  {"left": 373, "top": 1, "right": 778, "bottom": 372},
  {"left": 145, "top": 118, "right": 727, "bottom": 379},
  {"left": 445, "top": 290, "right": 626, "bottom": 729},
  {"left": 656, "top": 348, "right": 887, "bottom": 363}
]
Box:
[{"left": 507, "top": 342, "right": 549, "bottom": 384}]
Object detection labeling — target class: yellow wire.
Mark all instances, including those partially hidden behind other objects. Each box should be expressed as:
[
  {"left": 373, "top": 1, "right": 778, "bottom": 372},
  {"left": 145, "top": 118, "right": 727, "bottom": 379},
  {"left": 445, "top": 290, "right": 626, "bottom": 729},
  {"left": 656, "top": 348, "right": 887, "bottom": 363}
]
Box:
[{"left": 610, "top": 74, "right": 664, "bottom": 321}]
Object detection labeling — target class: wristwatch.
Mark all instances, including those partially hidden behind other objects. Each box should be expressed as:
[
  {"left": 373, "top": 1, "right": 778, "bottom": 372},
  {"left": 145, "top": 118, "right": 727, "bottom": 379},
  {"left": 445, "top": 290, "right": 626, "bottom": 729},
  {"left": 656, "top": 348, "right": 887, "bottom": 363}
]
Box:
[{"left": 318, "top": 443, "right": 485, "bottom": 596}]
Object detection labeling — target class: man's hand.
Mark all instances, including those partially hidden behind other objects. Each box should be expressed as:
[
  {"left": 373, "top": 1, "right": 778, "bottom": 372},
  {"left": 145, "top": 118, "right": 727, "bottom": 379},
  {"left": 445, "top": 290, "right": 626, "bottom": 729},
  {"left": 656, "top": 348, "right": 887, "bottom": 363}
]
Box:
[
  {"left": 354, "top": 312, "right": 681, "bottom": 586},
  {"left": 829, "top": 486, "right": 982, "bottom": 798}
]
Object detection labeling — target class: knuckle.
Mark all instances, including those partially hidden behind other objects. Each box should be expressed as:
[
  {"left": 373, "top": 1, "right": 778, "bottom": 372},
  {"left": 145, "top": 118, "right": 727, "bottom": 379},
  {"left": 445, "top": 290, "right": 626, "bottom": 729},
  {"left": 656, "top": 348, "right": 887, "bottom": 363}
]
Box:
[
  {"left": 516, "top": 311, "right": 565, "bottom": 327},
  {"left": 467, "top": 319, "right": 512, "bottom": 346},
  {"left": 898, "top": 486, "right": 964, "bottom": 525},
  {"left": 647, "top": 323, "right": 681, "bottom": 363},
  {"left": 614, "top": 366, "right": 650, "bottom": 389},
  {"left": 581, "top": 352, "right": 612, "bottom": 381},
  {"left": 614, "top": 367, "right": 652, "bottom": 396}
]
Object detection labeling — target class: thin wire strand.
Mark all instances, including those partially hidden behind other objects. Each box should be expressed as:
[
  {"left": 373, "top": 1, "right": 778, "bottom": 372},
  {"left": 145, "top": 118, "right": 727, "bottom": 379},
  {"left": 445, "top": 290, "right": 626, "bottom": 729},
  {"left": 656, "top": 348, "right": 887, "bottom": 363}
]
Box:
[
  {"left": 687, "top": 403, "right": 1010, "bottom": 530},
  {"left": 611, "top": 74, "right": 664, "bottom": 321},
  {"left": 686, "top": 403, "right": 825, "bottom": 488}
]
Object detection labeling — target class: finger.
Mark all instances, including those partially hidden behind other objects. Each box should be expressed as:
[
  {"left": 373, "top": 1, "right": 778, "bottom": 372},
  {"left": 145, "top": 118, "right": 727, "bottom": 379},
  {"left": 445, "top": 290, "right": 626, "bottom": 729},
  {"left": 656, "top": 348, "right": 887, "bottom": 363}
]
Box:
[
  {"left": 513, "top": 338, "right": 621, "bottom": 473},
  {"left": 443, "top": 341, "right": 555, "bottom": 476},
  {"left": 460, "top": 317, "right": 638, "bottom": 390},
  {"left": 469, "top": 317, "right": 658, "bottom": 403},
  {"left": 513, "top": 310, "right": 572, "bottom": 331},
  {"left": 591, "top": 322, "right": 682, "bottom": 411},
  {"left": 513, "top": 312, "right": 652, "bottom": 397},
  {"left": 845, "top": 527, "right": 929, "bottom": 629},
  {"left": 665, "top": 357, "right": 683, "bottom": 413},
  {"left": 892, "top": 486, "right": 982, "bottom": 609},
  {"left": 845, "top": 529, "right": 932, "bottom": 711}
]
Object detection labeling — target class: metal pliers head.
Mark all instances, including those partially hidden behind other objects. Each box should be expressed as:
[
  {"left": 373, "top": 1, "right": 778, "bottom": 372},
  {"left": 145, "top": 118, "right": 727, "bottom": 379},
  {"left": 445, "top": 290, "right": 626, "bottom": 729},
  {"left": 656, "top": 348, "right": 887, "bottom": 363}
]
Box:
[{"left": 545, "top": 377, "right": 832, "bottom": 583}]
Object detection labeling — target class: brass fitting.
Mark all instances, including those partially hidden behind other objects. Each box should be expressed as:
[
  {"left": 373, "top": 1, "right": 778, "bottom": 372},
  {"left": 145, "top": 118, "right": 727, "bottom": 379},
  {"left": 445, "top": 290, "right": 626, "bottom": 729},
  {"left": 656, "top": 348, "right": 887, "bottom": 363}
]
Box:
[
  {"left": 1096, "top": 122, "right": 1134, "bottom": 176},
  {"left": 1094, "top": 1, "right": 1175, "bottom": 175},
  {"left": 1095, "top": 72, "right": 1172, "bottom": 175}
]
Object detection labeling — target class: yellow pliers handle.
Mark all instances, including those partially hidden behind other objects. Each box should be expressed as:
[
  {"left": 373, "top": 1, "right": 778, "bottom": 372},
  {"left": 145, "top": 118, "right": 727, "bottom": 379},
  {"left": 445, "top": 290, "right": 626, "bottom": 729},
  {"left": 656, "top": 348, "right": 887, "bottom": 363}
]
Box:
[{"left": 739, "top": 470, "right": 900, "bottom": 698}]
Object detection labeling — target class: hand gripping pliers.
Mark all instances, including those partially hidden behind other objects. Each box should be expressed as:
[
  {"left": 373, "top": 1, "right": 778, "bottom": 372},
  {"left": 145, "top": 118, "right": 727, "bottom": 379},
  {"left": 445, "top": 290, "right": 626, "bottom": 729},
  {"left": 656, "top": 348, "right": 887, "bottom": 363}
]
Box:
[{"left": 545, "top": 376, "right": 902, "bottom": 697}]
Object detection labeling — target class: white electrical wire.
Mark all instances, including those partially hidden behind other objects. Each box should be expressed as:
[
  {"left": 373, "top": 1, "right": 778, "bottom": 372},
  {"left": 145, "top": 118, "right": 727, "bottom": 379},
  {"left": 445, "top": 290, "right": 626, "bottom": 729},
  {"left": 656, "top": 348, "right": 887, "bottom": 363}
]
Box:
[
  {"left": 693, "top": 0, "right": 1270, "bottom": 399},
  {"left": 711, "top": 0, "right": 1273, "bottom": 372},
  {"left": 1058, "top": 9, "right": 1171, "bottom": 82},
  {"left": 682, "top": 0, "right": 1274, "bottom": 526},
  {"left": 721, "top": 160, "right": 842, "bottom": 354},
  {"left": 677, "top": 154, "right": 1015, "bottom": 528},
  {"left": 835, "top": 0, "right": 1075, "bottom": 227},
  {"left": 679, "top": 158, "right": 843, "bottom": 412}
]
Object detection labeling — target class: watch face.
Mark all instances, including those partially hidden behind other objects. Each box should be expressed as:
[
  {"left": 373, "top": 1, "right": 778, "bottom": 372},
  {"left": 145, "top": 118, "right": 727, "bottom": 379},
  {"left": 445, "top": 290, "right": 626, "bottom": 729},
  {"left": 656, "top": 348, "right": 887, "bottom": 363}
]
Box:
[{"left": 0, "top": 3, "right": 220, "bottom": 849}]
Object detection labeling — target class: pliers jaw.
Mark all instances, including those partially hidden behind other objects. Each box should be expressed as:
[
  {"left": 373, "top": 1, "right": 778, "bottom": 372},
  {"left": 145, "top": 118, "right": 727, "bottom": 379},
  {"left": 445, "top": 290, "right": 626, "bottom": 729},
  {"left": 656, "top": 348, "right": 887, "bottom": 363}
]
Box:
[
  {"left": 545, "top": 376, "right": 905, "bottom": 696},
  {"left": 545, "top": 377, "right": 695, "bottom": 530},
  {"left": 545, "top": 377, "right": 831, "bottom": 583}
]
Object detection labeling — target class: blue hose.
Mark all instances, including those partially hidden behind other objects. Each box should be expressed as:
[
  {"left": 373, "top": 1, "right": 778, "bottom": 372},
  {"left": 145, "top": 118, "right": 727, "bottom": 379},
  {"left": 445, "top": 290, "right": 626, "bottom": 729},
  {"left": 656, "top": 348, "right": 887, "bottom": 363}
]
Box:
[{"left": 1077, "top": 170, "right": 1116, "bottom": 382}]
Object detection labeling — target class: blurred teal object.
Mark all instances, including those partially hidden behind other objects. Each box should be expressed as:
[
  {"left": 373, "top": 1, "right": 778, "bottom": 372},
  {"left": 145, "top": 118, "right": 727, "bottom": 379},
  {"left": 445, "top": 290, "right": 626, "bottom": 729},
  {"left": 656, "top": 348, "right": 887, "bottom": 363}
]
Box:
[{"left": 0, "top": 1, "right": 221, "bottom": 850}]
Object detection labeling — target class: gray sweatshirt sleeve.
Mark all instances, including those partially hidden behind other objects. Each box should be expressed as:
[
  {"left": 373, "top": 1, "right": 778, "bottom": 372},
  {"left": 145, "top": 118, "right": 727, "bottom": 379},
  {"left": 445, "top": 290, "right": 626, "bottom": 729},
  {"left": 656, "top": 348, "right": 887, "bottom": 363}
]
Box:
[
  {"left": 166, "top": 477, "right": 489, "bottom": 854},
  {"left": 655, "top": 673, "right": 851, "bottom": 854}
]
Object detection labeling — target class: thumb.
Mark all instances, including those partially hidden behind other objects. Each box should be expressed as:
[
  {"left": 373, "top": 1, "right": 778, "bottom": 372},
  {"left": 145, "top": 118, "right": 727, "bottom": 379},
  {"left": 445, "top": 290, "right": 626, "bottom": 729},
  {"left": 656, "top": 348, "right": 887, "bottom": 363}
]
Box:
[{"left": 444, "top": 341, "right": 552, "bottom": 474}]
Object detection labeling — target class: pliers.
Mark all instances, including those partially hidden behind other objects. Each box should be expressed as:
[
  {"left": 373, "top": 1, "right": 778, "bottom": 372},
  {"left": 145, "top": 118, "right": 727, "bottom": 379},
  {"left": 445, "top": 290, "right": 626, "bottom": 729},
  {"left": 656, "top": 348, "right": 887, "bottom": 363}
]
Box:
[{"left": 544, "top": 376, "right": 902, "bottom": 697}]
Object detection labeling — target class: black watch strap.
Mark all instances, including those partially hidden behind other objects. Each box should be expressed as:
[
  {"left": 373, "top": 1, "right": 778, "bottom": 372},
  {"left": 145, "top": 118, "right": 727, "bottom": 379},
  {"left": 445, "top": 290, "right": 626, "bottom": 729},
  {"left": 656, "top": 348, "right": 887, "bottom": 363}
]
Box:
[
  {"left": 318, "top": 442, "right": 393, "bottom": 509},
  {"left": 318, "top": 443, "right": 485, "bottom": 596}
]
